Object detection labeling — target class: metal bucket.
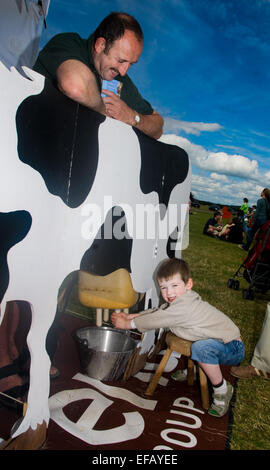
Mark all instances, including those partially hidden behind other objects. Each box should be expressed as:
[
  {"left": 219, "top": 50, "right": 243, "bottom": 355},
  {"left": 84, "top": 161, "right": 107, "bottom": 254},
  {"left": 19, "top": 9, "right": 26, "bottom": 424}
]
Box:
[{"left": 74, "top": 326, "right": 138, "bottom": 381}]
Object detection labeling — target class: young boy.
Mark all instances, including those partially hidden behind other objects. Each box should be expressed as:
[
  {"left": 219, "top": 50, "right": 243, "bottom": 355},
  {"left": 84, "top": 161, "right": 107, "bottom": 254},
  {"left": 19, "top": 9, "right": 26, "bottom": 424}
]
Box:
[{"left": 111, "top": 258, "right": 244, "bottom": 418}]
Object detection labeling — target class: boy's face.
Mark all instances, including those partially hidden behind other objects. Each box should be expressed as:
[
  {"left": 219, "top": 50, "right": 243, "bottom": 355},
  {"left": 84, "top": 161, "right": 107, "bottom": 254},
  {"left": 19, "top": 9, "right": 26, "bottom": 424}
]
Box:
[{"left": 158, "top": 273, "right": 193, "bottom": 303}]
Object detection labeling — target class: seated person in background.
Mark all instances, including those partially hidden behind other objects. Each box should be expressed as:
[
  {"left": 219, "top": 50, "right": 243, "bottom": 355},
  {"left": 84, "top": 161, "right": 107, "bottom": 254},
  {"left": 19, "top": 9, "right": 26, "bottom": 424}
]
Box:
[
  {"left": 203, "top": 212, "right": 222, "bottom": 237},
  {"left": 112, "top": 258, "right": 244, "bottom": 418},
  {"left": 219, "top": 217, "right": 244, "bottom": 244},
  {"left": 33, "top": 12, "right": 163, "bottom": 139}
]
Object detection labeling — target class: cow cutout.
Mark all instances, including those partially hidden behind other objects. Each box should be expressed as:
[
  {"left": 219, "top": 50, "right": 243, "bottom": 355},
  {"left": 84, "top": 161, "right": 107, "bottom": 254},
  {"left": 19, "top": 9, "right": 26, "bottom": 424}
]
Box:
[{"left": 0, "top": 62, "right": 191, "bottom": 438}]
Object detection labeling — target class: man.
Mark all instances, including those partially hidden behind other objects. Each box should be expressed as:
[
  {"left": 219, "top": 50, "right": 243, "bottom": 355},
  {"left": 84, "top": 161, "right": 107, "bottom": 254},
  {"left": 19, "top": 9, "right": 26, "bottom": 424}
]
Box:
[
  {"left": 34, "top": 12, "right": 163, "bottom": 139},
  {"left": 203, "top": 212, "right": 222, "bottom": 237}
]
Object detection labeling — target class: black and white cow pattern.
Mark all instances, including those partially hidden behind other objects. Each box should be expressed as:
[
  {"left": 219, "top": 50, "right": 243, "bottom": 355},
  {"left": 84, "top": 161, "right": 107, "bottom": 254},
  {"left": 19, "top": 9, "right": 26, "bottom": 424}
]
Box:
[{"left": 0, "top": 62, "right": 191, "bottom": 437}]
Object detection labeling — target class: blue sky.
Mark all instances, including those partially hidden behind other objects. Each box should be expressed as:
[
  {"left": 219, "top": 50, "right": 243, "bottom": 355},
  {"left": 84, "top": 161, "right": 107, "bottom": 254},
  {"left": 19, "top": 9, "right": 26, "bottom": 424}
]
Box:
[{"left": 40, "top": 0, "right": 270, "bottom": 206}]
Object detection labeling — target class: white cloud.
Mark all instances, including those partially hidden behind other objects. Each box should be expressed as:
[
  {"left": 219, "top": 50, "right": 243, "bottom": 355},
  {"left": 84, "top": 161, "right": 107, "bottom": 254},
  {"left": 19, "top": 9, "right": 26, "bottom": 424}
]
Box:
[
  {"left": 264, "top": 171, "right": 270, "bottom": 183},
  {"left": 191, "top": 174, "right": 221, "bottom": 194},
  {"left": 159, "top": 132, "right": 270, "bottom": 205},
  {"left": 191, "top": 175, "right": 265, "bottom": 207},
  {"left": 210, "top": 172, "right": 228, "bottom": 182},
  {"left": 163, "top": 118, "right": 222, "bottom": 136},
  {"left": 205, "top": 151, "right": 259, "bottom": 178},
  {"left": 159, "top": 134, "right": 260, "bottom": 180}
]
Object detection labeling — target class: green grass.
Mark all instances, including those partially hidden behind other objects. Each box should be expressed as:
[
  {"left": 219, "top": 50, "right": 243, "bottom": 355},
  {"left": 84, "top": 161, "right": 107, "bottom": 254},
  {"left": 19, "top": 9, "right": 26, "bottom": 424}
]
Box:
[{"left": 184, "top": 205, "right": 270, "bottom": 450}]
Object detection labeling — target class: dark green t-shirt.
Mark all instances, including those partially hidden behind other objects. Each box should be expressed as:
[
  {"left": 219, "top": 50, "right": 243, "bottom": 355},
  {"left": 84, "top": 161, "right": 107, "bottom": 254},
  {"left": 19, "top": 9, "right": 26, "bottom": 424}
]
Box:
[{"left": 34, "top": 33, "right": 153, "bottom": 115}]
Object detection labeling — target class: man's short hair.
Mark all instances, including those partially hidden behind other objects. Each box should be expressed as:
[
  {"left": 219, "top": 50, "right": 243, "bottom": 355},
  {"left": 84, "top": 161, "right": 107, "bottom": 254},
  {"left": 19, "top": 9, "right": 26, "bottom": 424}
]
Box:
[
  {"left": 156, "top": 258, "right": 191, "bottom": 284},
  {"left": 214, "top": 211, "right": 221, "bottom": 218},
  {"left": 93, "top": 12, "right": 143, "bottom": 53}
]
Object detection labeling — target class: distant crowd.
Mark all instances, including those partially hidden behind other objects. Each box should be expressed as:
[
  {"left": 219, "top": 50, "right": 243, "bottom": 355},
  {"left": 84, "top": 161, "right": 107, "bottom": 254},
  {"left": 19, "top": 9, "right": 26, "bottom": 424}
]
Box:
[
  {"left": 203, "top": 210, "right": 244, "bottom": 244},
  {"left": 202, "top": 189, "right": 270, "bottom": 248}
]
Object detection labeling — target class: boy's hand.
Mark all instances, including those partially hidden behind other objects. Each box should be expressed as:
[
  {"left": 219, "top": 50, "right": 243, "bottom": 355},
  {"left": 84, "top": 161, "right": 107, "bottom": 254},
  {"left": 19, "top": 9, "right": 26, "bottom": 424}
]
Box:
[{"left": 111, "top": 311, "right": 131, "bottom": 330}]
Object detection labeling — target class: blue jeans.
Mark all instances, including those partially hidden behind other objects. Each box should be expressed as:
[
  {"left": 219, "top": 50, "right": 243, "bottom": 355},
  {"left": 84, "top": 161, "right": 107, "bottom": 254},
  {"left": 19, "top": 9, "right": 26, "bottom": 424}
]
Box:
[{"left": 191, "top": 339, "right": 245, "bottom": 365}]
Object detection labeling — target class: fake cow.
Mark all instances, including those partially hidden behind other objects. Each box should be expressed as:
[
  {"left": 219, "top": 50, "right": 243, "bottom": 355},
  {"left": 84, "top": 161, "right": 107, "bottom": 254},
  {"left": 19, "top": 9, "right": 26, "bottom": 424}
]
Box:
[{"left": 0, "top": 62, "right": 191, "bottom": 442}]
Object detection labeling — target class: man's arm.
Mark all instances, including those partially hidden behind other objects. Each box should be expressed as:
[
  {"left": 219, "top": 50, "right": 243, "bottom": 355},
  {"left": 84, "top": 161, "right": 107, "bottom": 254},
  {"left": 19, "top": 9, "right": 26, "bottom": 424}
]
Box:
[
  {"left": 56, "top": 60, "right": 163, "bottom": 139},
  {"left": 56, "top": 59, "right": 106, "bottom": 114},
  {"left": 103, "top": 90, "right": 163, "bottom": 139},
  {"left": 133, "top": 110, "right": 164, "bottom": 140}
]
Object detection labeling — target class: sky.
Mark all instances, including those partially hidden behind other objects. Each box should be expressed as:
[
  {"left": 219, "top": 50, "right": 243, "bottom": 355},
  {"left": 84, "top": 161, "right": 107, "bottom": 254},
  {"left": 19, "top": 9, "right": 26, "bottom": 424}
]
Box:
[{"left": 40, "top": 0, "right": 270, "bottom": 207}]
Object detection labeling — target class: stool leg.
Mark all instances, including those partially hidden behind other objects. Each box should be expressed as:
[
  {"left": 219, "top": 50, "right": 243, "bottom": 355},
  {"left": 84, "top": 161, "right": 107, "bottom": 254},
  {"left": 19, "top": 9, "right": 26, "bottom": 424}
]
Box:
[
  {"left": 199, "top": 367, "right": 210, "bottom": 410},
  {"left": 145, "top": 348, "right": 172, "bottom": 396},
  {"left": 187, "top": 358, "right": 195, "bottom": 385}
]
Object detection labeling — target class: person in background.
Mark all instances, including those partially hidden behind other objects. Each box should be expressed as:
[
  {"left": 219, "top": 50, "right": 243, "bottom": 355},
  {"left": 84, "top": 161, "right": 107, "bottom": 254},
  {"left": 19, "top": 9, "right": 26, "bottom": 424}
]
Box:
[
  {"left": 230, "top": 302, "right": 270, "bottom": 380},
  {"left": 240, "top": 197, "right": 249, "bottom": 235},
  {"left": 203, "top": 212, "right": 222, "bottom": 237},
  {"left": 240, "top": 198, "right": 249, "bottom": 217},
  {"left": 239, "top": 188, "right": 270, "bottom": 251},
  {"left": 219, "top": 217, "right": 244, "bottom": 244}
]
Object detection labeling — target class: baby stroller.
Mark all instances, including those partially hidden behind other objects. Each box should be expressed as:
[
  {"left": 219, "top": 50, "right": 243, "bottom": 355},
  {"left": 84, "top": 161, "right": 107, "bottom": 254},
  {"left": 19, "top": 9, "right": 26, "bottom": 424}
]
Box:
[{"left": 227, "top": 220, "right": 270, "bottom": 300}]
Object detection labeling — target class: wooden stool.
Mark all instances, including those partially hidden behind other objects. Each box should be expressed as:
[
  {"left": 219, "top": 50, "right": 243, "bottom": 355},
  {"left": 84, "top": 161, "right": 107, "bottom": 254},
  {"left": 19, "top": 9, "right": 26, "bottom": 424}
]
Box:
[{"left": 145, "top": 332, "right": 210, "bottom": 410}]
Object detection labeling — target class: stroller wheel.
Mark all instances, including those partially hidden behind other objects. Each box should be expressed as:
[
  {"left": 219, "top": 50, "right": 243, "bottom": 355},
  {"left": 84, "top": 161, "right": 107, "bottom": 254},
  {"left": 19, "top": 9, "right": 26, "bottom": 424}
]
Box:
[
  {"left": 243, "top": 288, "right": 254, "bottom": 300},
  {"left": 249, "top": 289, "right": 255, "bottom": 300},
  {"left": 234, "top": 280, "right": 240, "bottom": 290},
  {"left": 227, "top": 278, "right": 235, "bottom": 289},
  {"left": 243, "top": 289, "right": 249, "bottom": 299}
]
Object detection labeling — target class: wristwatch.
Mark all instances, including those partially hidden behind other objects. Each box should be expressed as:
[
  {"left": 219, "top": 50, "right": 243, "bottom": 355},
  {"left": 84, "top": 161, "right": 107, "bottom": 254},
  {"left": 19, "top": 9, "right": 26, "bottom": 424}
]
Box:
[{"left": 133, "top": 112, "right": 140, "bottom": 126}]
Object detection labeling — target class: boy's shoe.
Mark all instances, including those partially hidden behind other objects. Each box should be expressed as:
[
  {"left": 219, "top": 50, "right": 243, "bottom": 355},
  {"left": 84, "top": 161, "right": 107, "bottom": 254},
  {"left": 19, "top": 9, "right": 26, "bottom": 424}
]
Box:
[{"left": 208, "top": 382, "right": 234, "bottom": 418}]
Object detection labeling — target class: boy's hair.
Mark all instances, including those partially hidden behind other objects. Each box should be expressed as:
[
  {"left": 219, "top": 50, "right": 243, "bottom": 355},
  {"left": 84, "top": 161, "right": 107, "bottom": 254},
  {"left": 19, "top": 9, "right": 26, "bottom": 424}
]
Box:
[{"left": 156, "top": 258, "right": 191, "bottom": 284}]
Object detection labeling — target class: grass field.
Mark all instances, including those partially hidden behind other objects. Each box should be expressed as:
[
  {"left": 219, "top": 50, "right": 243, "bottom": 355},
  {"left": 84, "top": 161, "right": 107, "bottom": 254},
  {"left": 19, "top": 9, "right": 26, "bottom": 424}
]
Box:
[{"left": 184, "top": 204, "right": 270, "bottom": 450}]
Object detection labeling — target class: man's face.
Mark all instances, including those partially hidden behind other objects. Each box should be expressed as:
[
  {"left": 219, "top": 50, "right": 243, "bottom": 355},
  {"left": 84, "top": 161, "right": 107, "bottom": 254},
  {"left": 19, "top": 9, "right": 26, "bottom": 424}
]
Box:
[
  {"left": 158, "top": 273, "right": 193, "bottom": 304},
  {"left": 93, "top": 30, "right": 143, "bottom": 80}
]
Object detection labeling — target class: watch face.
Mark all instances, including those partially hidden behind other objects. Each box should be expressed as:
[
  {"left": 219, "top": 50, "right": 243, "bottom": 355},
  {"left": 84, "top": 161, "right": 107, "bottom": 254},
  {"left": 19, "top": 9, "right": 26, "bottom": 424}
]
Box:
[{"left": 135, "top": 114, "right": 140, "bottom": 123}]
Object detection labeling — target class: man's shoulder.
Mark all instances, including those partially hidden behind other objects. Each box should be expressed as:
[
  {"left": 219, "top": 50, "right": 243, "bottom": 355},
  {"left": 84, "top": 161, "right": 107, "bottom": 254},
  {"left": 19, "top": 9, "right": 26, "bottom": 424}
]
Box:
[
  {"left": 51, "top": 32, "right": 83, "bottom": 40},
  {"left": 46, "top": 32, "right": 85, "bottom": 46}
]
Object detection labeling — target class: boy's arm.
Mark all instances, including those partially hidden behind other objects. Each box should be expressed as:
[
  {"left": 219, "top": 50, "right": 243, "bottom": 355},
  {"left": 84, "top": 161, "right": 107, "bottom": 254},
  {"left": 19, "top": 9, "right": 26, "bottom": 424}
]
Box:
[
  {"left": 111, "top": 311, "right": 142, "bottom": 330},
  {"left": 111, "top": 302, "right": 180, "bottom": 333}
]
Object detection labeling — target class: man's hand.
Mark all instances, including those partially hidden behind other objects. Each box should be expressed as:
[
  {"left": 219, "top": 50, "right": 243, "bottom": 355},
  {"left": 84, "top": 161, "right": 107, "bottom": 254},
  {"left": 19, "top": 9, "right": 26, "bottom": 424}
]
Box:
[
  {"left": 102, "top": 90, "right": 134, "bottom": 124},
  {"left": 102, "top": 90, "right": 163, "bottom": 139}
]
